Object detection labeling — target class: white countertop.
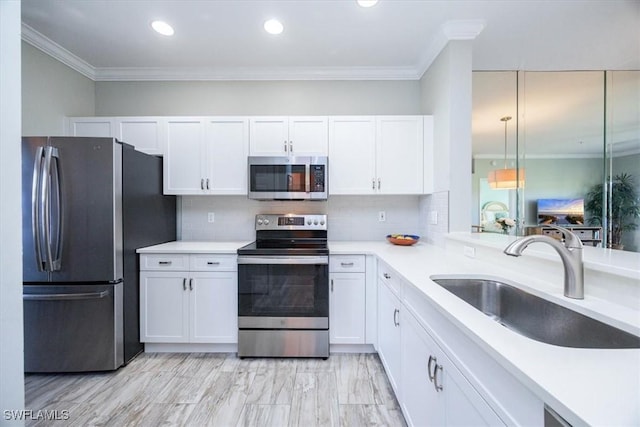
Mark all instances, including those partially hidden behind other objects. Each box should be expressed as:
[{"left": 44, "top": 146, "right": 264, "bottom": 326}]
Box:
[
  {"left": 137, "top": 237, "right": 640, "bottom": 426},
  {"left": 137, "top": 241, "right": 251, "bottom": 254}
]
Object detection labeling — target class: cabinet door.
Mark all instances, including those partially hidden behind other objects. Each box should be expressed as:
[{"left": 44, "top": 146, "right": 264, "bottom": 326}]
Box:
[
  {"left": 249, "top": 117, "right": 289, "bottom": 156},
  {"left": 189, "top": 271, "right": 238, "bottom": 343},
  {"left": 444, "top": 357, "right": 505, "bottom": 426},
  {"left": 117, "top": 117, "right": 164, "bottom": 155},
  {"left": 288, "top": 116, "right": 328, "bottom": 155},
  {"left": 376, "top": 116, "right": 424, "bottom": 194},
  {"left": 377, "top": 279, "right": 402, "bottom": 395},
  {"left": 328, "top": 117, "right": 376, "bottom": 194},
  {"left": 401, "top": 311, "right": 445, "bottom": 427},
  {"left": 204, "top": 117, "right": 249, "bottom": 195},
  {"left": 140, "top": 271, "right": 189, "bottom": 343},
  {"left": 66, "top": 117, "right": 115, "bottom": 137},
  {"left": 329, "top": 272, "right": 366, "bottom": 344},
  {"left": 164, "top": 118, "right": 206, "bottom": 194}
]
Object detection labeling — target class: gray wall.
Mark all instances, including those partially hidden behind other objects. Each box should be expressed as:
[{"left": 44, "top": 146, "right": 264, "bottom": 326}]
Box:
[
  {"left": 419, "top": 41, "right": 473, "bottom": 237},
  {"left": 95, "top": 80, "right": 422, "bottom": 116},
  {"left": 1, "top": 0, "right": 25, "bottom": 420},
  {"left": 22, "top": 42, "right": 95, "bottom": 136}
]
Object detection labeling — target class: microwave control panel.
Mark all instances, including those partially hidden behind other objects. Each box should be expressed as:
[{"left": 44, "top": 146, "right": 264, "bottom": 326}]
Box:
[{"left": 311, "top": 165, "right": 325, "bottom": 192}]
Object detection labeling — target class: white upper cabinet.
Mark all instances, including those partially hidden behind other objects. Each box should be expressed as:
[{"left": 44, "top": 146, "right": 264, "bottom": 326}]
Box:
[
  {"left": 66, "top": 117, "right": 115, "bottom": 138},
  {"left": 328, "top": 116, "right": 377, "bottom": 194},
  {"left": 164, "top": 118, "right": 206, "bottom": 195},
  {"left": 204, "top": 117, "right": 249, "bottom": 195},
  {"left": 164, "top": 117, "right": 249, "bottom": 195},
  {"left": 117, "top": 117, "right": 165, "bottom": 156},
  {"left": 376, "top": 116, "right": 424, "bottom": 194},
  {"left": 66, "top": 116, "right": 164, "bottom": 155},
  {"left": 329, "top": 116, "right": 430, "bottom": 195},
  {"left": 249, "top": 116, "right": 328, "bottom": 156}
]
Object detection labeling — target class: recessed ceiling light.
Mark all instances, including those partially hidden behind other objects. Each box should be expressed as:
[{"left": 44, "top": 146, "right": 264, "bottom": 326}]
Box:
[
  {"left": 264, "top": 19, "right": 284, "bottom": 35},
  {"left": 357, "top": 0, "right": 379, "bottom": 7},
  {"left": 151, "top": 20, "right": 174, "bottom": 36}
]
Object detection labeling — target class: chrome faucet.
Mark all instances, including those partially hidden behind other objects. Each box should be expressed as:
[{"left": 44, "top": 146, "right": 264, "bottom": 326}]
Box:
[{"left": 503, "top": 226, "right": 584, "bottom": 299}]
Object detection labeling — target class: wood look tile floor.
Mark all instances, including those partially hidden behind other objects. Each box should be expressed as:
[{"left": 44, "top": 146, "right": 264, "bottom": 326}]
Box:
[{"left": 25, "top": 353, "right": 407, "bottom": 427}]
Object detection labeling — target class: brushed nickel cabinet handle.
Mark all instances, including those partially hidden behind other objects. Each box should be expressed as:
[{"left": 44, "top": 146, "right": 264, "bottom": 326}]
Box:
[
  {"left": 428, "top": 355, "right": 436, "bottom": 382},
  {"left": 158, "top": 261, "right": 172, "bottom": 266},
  {"left": 383, "top": 273, "right": 391, "bottom": 279},
  {"left": 433, "top": 364, "right": 443, "bottom": 392},
  {"left": 200, "top": 178, "right": 204, "bottom": 190},
  {"left": 331, "top": 279, "right": 334, "bottom": 292},
  {"left": 182, "top": 278, "right": 187, "bottom": 291},
  {"left": 189, "top": 278, "right": 193, "bottom": 291},
  {"left": 340, "top": 262, "right": 354, "bottom": 267}
]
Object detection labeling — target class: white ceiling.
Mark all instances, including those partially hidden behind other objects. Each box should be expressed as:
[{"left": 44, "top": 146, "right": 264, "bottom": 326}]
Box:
[{"left": 21, "top": 0, "right": 640, "bottom": 81}]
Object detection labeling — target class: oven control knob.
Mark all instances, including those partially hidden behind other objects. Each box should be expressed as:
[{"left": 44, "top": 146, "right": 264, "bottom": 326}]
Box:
[
  {"left": 264, "top": 219, "right": 270, "bottom": 225},
  {"left": 320, "top": 220, "right": 325, "bottom": 226},
  {"left": 257, "top": 219, "right": 263, "bottom": 225},
  {"left": 313, "top": 220, "right": 318, "bottom": 225},
  {"left": 307, "top": 220, "right": 312, "bottom": 225}
]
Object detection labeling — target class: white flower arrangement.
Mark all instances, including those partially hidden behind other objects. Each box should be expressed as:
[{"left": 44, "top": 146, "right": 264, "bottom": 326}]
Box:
[{"left": 495, "top": 217, "right": 516, "bottom": 234}]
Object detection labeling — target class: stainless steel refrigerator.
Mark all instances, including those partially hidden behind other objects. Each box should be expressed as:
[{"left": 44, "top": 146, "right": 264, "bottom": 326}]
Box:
[{"left": 22, "top": 137, "right": 176, "bottom": 372}]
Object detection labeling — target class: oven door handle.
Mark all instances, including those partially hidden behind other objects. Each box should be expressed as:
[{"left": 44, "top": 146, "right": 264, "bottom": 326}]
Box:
[{"left": 237, "top": 256, "right": 329, "bottom": 265}]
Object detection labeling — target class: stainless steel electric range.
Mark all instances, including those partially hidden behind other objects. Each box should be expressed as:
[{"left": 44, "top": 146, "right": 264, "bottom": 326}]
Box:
[{"left": 237, "top": 214, "right": 329, "bottom": 358}]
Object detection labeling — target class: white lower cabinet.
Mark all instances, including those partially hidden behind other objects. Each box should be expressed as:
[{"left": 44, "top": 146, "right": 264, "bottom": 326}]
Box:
[
  {"left": 377, "top": 273, "right": 403, "bottom": 394},
  {"left": 329, "top": 255, "right": 366, "bottom": 344},
  {"left": 376, "top": 260, "right": 507, "bottom": 427},
  {"left": 401, "top": 310, "right": 504, "bottom": 427},
  {"left": 140, "top": 254, "right": 237, "bottom": 344}
]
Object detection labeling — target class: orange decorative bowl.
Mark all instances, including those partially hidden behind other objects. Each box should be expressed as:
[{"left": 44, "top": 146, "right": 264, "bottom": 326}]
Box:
[{"left": 386, "top": 234, "right": 420, "bottom": 246}]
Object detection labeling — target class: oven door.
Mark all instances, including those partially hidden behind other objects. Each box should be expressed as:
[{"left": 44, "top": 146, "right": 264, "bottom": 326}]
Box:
[{"left": 237, "top": 255, "right": 329, "bottom": 329}]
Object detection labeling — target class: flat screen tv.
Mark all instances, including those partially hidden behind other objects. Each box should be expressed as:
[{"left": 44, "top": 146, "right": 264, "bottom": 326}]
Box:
[{"left": 537, "top": 198, "right": 584, "bottom": 225}]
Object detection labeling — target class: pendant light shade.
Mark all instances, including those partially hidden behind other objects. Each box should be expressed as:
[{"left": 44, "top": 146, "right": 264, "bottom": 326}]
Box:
[
  {"left": 487, "top": 168, "right": 525, "bottom": 189},
  {"left": 487, "top": 116, "right": 525, "bottom": 189}
]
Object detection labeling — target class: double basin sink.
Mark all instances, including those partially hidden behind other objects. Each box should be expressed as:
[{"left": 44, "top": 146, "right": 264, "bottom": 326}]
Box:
[{"left": 430, "top": 276, "right": 640, "bottom": 349}]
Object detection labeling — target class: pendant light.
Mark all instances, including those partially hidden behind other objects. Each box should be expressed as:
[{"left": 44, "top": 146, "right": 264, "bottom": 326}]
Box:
[{"left": 487, "top": 116, "right": 525, "bottom": 189}]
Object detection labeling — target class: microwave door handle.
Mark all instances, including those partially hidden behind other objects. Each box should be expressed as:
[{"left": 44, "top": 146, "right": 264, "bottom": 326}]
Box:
[
  {"left": 305, "top": 164, "right": 311, "bottom": 193},
  {"left": 288, "top": 174, "right": 293, "bottom": 190},
  {"left": 31, "top": 146, "right": 45, "bottom": 271}
]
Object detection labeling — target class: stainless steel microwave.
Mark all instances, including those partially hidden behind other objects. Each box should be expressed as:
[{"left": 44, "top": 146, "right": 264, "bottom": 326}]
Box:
[{"left": 248, "top": 156, "right": 328, "bottom": 200}]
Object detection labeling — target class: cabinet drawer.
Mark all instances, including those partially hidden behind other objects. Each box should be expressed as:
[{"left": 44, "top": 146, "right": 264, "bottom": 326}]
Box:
[
  {"left": 330, "top": 255, "right": 365, "bottom": 273},
  {"left": 140, "top": 254, "right": 190, "bottom": 271},
  {"left": 378, "top": 261, "right": 403, "bottom": 296},
  {"left": 190, "top": 254, "right": 237, "bottom": 271}
]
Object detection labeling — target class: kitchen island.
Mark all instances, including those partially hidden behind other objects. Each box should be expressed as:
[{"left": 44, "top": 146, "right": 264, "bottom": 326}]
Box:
[{"left": 138, "top": 234, "right": 640, "bottom": 426}]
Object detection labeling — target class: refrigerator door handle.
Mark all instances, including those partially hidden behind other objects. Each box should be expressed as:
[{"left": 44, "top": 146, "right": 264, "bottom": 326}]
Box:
[
  {"left": 31, "top": 146, "right": 45, "bottom": 271},
  {"left": 23, "top": 290, "right": 110, "bottom": 301},
  {"left": 50, "top": 148, "right": 63, "bottom": 271},
  {"left": 41, "top": 146, "right": 61, "bottom": 272}
]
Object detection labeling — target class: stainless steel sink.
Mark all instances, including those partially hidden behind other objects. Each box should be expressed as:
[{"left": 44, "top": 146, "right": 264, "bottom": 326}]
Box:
[{"left": 430, "top": 277, "right": 640, "bottom": 349}]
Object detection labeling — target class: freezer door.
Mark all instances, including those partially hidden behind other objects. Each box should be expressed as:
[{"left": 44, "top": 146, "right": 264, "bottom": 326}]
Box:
[
  {"left": 22, "top": 137, "right": 123, "bottom": 282},
  {"left": 23, "top": 282, "right": 124, "bottom": 372}
]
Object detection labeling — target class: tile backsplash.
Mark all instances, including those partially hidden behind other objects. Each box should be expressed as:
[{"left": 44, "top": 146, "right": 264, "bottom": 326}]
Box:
[{"left": 179, "top": 195, "right": 432, "bottom": 242}]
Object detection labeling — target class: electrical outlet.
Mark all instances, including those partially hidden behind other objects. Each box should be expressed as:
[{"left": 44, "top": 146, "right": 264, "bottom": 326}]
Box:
[
  {"left": 430, "top": 211, "right": 438, "bottom": 225},
  {"left": 378, "top": 211, "right": 386, "bottom": 222},
  {"left": 463, "top": 246, "right": 476, "bottom": 258},
  {"left": 207, "top": 212, "right": 215, "bottom": 223}
]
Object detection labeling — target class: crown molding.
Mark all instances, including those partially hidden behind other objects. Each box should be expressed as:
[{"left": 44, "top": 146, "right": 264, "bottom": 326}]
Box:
[
  {"left": 93, "top": 65, "right": 422, "bottom": 81},
  {"left": 416, "top": 20, "right": 485, "bottom": 79},
  {"left": 21, "top": 23, "right": 96, "bottom": 80}
]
